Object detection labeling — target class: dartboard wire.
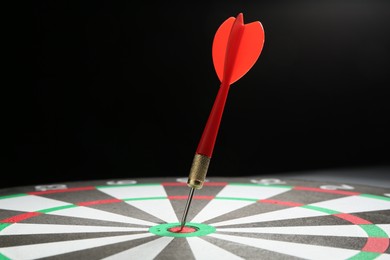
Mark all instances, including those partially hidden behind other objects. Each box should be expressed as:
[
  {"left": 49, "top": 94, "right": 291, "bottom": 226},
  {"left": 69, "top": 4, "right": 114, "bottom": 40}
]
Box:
[{"left": 0, "top": 182, "right": 389, "bottom": 260}]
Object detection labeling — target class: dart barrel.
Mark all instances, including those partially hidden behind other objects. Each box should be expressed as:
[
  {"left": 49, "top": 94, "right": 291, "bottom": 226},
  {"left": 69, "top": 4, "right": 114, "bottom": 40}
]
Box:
[{"left": 187, "top": 154, "right": 211, "bottom": 189}]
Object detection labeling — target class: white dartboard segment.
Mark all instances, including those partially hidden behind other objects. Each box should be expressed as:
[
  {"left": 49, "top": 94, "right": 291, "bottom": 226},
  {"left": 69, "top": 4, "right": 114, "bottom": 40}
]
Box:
[
  {"left": 0, "top": 223, "right": 148, "bottom": 235},
  {"left": 310, "top": 195, "right": 390, "bottom": 213},
  {"left": 102, "top": 236, "right": 174, "bottom": 260},
  {"left": 0, "top": 195, "right": 70, "bottom": 212},
  {"left": 191, "top": 199, "right": 255, "bottom": 223},
  {"left": 187, "top": 237, "right": 244, "bottom": 260},
  {"left": 216, "top": 184, "right": 291, "bottom": 199},
  {"left": 126, "top": 199, "right": 179, "bottom": 223},
  {"left": 97, "top": 185, "right": 167, "bottom": 200},
  {"left": 48, "top": 206, "right": 156, "bottom": 226},
  {"left": 217, "top": 224, "right": 368, "bottom": 237},
  {"left": 377, "top": 224, "right": 390, "bottom": 236}
]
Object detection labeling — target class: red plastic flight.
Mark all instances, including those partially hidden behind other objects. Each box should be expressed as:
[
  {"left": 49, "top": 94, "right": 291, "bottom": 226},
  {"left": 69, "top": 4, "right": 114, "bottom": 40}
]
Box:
[{"left": 196, "top": 13, "right": 265, "bottom": 158}]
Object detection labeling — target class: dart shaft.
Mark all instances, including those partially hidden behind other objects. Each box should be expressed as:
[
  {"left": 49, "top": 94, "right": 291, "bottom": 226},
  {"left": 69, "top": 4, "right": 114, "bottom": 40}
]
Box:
[{"left": 196, "top": 83, "right": 230, "bottom": 158}]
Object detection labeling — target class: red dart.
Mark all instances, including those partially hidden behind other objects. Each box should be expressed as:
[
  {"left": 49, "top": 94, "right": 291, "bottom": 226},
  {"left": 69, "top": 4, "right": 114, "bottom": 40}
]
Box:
[
  {"left": 180, "top": 13, "right": 265, "bottom": 230},
  {"left": 197, "top": 12, "right": 265, "bottom": 158}
]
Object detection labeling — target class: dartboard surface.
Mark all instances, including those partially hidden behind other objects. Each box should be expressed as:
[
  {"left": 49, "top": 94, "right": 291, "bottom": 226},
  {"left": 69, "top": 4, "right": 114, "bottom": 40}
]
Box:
[{"left": 0, "top": 177, "right": 389, "bottom": 260}]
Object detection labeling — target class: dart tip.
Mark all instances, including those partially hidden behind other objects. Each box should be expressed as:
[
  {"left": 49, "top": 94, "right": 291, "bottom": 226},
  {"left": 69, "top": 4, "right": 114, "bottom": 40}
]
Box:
[
  {"left": 179, "top": 222, "right": 185, "bottom": 231},
  {"left": 179, "top": 220, "right": 185, "bottom": 229}
]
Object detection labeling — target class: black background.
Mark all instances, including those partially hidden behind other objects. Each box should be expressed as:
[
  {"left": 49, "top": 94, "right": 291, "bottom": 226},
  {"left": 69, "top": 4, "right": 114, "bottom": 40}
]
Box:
[{"left": 9, "top": 1, "right": 390, "bottom": 188}]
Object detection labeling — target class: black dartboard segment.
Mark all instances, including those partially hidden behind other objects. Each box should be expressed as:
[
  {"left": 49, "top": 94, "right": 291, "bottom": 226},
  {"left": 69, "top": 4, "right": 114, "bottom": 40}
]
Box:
[{"left": 0, "top": 177, "right": 389, "bottom": 260}]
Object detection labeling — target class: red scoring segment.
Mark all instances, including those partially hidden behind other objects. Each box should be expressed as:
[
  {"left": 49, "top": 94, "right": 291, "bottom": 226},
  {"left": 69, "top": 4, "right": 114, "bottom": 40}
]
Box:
[
  {"left": 168, "top": 226, "right": 198, "bottom": 233},
  {"left": 1, "top": 212, "right": 42, "bottom": 223},
  {"left": 294, "top": 186, "right": 360, "bottom": 196}
]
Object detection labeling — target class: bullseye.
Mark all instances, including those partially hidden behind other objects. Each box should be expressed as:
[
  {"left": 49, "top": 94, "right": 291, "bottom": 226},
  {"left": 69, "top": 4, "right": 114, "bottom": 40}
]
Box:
[
  {"left": 149, "top": 222, "right": 216, "bottom": 238},
  {"left": 168, "top": 226, "right": 198, "bottom": 233}
]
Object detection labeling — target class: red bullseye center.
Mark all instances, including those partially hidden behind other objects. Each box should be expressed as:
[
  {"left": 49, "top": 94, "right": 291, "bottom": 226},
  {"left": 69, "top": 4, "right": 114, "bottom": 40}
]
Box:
[{"left": 168, "top": 226, "right": 198, "bottom": 233}]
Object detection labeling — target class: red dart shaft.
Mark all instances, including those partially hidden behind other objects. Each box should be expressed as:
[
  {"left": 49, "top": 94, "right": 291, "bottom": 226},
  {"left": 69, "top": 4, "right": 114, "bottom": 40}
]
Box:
[{"left": 196, "top": 81, "right": 230, "bottom": 158}]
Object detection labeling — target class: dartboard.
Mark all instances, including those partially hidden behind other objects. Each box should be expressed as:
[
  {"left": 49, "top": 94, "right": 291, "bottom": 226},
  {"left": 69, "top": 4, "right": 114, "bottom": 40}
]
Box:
[{"left": 0, "top": 177, "right": 389, "bottom": 260}]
